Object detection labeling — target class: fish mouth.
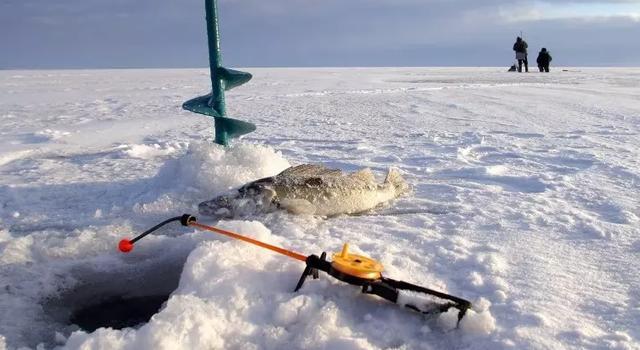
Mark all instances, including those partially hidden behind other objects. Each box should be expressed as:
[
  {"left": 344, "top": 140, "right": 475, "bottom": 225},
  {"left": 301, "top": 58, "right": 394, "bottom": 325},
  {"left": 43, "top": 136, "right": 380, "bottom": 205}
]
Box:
[
  {"left": 198, "top": 189, "right": 278, "bottom": 219},
  {"left": 198, "top": 178, "right": 280, "bottom": 219},
  {"left": 198, "top": 195, "right": 234, "bottom": 218}
]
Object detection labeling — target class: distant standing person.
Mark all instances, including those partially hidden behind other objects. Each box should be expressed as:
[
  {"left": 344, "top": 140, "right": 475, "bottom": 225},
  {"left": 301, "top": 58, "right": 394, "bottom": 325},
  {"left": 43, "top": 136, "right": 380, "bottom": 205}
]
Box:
[
  {"left": 536, "top": 48, "right": 552, "bottom": 72},
  {"left": 513, "top": 37, "right": 528, "bottom": 72}
]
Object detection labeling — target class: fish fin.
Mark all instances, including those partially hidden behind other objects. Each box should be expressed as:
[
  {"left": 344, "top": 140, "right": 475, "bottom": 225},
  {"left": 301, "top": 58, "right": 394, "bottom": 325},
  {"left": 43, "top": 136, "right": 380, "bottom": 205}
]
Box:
[
  {"left": 385, "top": 168, "right": 409, "bottom": 194},
  {"left": 350, "top": 168, "right": 376, "bottom": 183},
  {"left": 250, "top": 176, "right": 275, "bottom": 186},
  {"left": 279, "top": 198, "right": 317, "bottom": 215},
  {"left": 278, "top": 164, "right": 342, "bottom": 178},
  {"left": 239, "top": 177, "right": 274, "bottom": 194}
]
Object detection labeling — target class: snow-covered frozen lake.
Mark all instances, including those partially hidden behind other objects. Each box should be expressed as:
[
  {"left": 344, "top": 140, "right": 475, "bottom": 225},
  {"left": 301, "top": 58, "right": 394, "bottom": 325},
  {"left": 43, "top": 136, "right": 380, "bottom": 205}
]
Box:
[{"left": 1, "top": 68, "right": 639, "bottom": 349}]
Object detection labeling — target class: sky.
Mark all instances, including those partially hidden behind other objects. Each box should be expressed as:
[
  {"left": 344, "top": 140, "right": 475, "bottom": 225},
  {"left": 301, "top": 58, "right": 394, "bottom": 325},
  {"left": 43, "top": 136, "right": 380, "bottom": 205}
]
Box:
[{"left": 1, "top": 0, "right": 639, "bottom": 68}]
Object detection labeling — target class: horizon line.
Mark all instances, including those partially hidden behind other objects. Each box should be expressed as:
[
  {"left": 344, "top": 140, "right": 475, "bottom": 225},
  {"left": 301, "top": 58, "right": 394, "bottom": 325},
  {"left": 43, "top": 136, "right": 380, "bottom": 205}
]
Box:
[{"left": 2, "top": 65, "right": 639, "bottom": 71}]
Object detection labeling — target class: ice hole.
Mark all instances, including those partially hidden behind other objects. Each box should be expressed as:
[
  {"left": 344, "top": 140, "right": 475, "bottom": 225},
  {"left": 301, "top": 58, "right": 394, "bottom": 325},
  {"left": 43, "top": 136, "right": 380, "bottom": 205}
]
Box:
[
  {"left": 40, "top": 254, "right": 187, "bottom": 343},
  {"left": 69, "top": 294, "right": 170, "bottom": 332}
]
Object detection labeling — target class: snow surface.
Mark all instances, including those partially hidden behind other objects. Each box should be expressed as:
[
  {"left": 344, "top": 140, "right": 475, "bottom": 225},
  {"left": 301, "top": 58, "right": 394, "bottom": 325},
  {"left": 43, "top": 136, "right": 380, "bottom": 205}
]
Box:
[{"left": 0, "top": 67, "right": 639, "bottom": 349}]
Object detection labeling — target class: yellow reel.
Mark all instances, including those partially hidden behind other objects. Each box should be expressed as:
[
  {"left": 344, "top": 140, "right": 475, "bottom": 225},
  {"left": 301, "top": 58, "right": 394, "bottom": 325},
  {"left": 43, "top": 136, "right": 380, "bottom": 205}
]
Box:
[{"left": 331, "top": 243, "right": 383, "bottom": 280}]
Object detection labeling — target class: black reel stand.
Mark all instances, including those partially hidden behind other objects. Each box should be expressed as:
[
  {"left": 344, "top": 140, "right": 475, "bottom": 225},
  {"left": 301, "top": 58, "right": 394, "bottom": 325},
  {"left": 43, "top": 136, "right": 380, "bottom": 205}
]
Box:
[{"left": 294, "top": 252, "right": 471, "bottom": 322}]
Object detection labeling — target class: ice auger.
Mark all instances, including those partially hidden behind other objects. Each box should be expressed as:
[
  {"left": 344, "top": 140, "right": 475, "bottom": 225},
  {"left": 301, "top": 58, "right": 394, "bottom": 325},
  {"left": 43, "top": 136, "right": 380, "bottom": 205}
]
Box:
[
  {"left": 183, "top": 0, "right": 256, "bottom": 145},
  {"left": 119, "top": 215, "right": 472, "bottom": 322}
]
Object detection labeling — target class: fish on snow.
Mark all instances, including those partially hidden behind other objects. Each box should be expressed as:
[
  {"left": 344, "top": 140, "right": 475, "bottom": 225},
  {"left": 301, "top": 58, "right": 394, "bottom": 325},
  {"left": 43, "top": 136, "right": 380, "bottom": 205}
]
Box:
[{"left": 198, "top": 164, "right": 409, "bottom": 219}]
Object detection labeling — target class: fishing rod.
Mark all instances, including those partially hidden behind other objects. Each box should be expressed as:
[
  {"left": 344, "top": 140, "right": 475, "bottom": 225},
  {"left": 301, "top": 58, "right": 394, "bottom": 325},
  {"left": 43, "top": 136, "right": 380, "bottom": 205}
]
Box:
[{"left": 119, "top": 214, "right": 472, "bottom": 322}]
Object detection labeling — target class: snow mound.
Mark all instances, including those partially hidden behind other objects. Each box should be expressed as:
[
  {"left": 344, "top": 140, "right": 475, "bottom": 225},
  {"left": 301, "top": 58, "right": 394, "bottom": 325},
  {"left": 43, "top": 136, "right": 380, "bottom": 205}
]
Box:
[
  {"left": 63, "top": 221, "right": 302, "bottom": 349},
  {"left": 63, "top": 220, "right": 496, "bottom": 350},
  {"left": 116, "top": 142, "right": 188, "bottom": 159},
  {"left": 156, "top": 141, "right": 290, "bottom": 195},
  {"left": 130, "top": 142, "right": 290, "bottom": 216}
]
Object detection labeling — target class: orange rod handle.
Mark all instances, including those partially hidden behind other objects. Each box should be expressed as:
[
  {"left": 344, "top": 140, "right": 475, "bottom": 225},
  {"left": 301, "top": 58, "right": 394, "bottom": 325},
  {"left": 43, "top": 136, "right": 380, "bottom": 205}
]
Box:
[{"left": 189, "top": 222, "right": 308, "bottom": 262}]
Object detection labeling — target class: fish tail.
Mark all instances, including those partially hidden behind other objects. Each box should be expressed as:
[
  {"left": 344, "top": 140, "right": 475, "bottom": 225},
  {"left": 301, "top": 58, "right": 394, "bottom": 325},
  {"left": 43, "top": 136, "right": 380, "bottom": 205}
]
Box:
[{"left": 385, "top": 168, "right": 409, "bottom": 194}]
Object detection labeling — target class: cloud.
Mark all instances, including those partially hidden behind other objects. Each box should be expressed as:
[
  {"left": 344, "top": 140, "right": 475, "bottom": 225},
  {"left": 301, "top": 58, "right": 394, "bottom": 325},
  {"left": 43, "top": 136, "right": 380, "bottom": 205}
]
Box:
[
  {"left": 500, "top": 1, "right": 640, "bottom": 22},
  {"left": 0, "top": 0, "right": 638, "bottom": 68}
]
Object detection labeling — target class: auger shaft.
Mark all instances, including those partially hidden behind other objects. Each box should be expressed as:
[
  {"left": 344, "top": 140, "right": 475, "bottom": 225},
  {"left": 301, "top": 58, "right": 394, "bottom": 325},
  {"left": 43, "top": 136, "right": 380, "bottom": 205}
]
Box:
[{"left": 205, "top": 0, "right": 226, "bottom": 119}]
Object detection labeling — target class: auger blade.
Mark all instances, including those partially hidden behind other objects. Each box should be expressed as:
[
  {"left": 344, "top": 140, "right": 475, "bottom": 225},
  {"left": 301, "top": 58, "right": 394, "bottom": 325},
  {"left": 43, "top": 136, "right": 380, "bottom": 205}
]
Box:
[
  {"left": 183, "top": 94, "right": 257, "bottom": 144},
  {"left": 218, "top": 67, "right": 252, "bottom": 91},
  {"left": 213, "top": 116, "right": 257, "bottom": 142},
  {"left": 183, "top": 94, "right": 221, "bottom": 117}
]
